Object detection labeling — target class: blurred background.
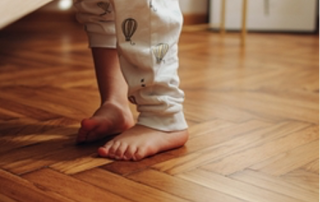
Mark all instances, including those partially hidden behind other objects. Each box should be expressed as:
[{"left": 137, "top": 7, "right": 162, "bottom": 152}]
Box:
[{"left": 0, "top": 0, "right": 318, "bottom": 32}]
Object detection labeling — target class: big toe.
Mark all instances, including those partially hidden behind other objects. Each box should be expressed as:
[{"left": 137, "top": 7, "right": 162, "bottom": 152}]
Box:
[
  {"left": 98, "top": 146, "right": 110, "bottom": 157},
  {"left": 81, "top": 118, "right": 99, "bottom": 131},
  {"left": 77, "top": 118, "right": 113, "bottom": 143},
  {"left": 76, "top": 119, "right": 97, "bottom": 143}
]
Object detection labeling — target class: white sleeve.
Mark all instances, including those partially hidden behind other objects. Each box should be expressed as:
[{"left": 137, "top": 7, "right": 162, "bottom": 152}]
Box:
[{"left": 73, "top": 0, "right": 116, "bottom": 48}]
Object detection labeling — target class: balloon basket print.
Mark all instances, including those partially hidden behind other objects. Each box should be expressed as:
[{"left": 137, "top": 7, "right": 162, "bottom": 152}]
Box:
[
  {"left": 153, "top": 43, "right": 169, "bottom": 64},
  {"left": 122, "top": 18, "right": 138, "bottom": 45},
  {"left": 97, "top": 2, "right": 111, "bottom": 16}
]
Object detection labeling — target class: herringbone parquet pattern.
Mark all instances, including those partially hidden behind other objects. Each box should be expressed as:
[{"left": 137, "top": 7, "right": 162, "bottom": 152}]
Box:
[{"left": 0, "top": 6, "right": 318, "bottom": 202}]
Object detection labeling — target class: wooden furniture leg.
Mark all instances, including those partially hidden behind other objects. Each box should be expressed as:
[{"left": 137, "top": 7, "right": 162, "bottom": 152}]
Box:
[{"left": 241, "top": 0, "right": 248, "bottom": 46}]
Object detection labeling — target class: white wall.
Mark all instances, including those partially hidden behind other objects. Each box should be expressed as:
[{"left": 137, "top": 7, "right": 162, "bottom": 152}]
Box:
[
  {"left": 179, "top": 0, "right": 208, "bottom": 14},
  {"left": 209, "top": 0, "right": 318, "bottom": 32}
]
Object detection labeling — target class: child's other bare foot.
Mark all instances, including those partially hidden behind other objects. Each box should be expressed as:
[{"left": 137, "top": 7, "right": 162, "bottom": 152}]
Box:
[
  {"left": 98, "top": 125, "right": 189, "bottom": 161},
  {"left": 76, "top": 102, "right": 134, "bottom": 144}
]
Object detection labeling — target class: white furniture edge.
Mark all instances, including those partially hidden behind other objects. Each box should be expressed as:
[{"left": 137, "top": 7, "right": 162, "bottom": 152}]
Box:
[{"left": 0, "top": 0, "right": 52, "bottom": 29}]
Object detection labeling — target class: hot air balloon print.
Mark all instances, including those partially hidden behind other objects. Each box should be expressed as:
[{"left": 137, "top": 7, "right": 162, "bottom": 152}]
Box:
[
  {"left": 122, "top": 18, "right": 138, "bottom": 45},
  {"left": 97, "top": 2, "right": 111, "bottom": 16},
  {"left": 153, "top": 43, "right": 169, "bottom": 64}
]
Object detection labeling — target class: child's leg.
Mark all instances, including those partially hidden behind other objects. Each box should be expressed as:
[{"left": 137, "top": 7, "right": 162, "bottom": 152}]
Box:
[
  {"left": 98, "top": 0, "right": 188, "bottom": 160},
  {"left": 74, "top": 0, "right": 134, "bottom": 143},
  {"left": 77, "top": 48, "right": 134, "bottom": 143}
]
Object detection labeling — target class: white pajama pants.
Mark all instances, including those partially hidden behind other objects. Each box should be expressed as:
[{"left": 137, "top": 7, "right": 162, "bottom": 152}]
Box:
[{"left": 74, "top": 0, "right": 187, "bottom": 131}]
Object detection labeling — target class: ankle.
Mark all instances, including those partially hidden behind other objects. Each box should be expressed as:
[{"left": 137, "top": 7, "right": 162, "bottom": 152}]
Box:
[
  {"left": 100, "top": 96, "right": 128, "bottom": 108},
  {"left": 97, "top": 100, "right": 134, "bottom": 126}
]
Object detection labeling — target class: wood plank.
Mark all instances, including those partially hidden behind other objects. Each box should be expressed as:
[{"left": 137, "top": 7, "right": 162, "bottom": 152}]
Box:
[
  {"left": 0, "top": 118, "right": 37, "bottom": 132},
  {"left": 50, "top": 153, "right": 113, "bottom": 175},
  {"left": 0, "top": 65, "right": 76, "bottom": 83},
  {"left": 250, "top": 140, "right": 319, "bottom": 176},
  {"left": 0, "top": 169, "right": 72, "bottom": 202},
  {"left": 128, "top": 169, "right": 245, "bottom": 202},
  {"left": 22, "top": 168, "right": 131, "bottom": 202},
  {"left": 153, "top": 121, "right": 309, "bottom": 175},
  {"left": 74, "top": 168, "right": 189, "bottom": 202},
  {"left": 0, "top": 107, "right": 25, "bottom": 120},
  {"left": 302, "top": 159, "right": 319, "bottom": 174},
  {"left": 201, "top": 125, "right": 318, "bottom": 175},
  {"left": 2, "top": 149, "right": 97, "bottom": 175},
  {"left": 0, "top": 193, "right": 19, "bottom": 202},
  {"left": 187, "top": 119, "right": 235, "bottom": 138},
  {"left": 189, "top": 90, "right": 319, "bottom": 124},
  {"left": 0, "top": 137, "right": 104, "bottom": 175},
  {"left": 1, "top": 69, "right": 97, "bottom": 88},
  {"left": 0, "top": 86, "right": 98, "bottom": 121},
  {"left": 184, "top": 95, "right": 259, "bottom": 123},
  {"left": 0, "top": 96, "right": 61, "bottom": 121},
  {"left": 181, "top": 120, "right": 271, "bottom": 154},
  {"left": 230, "top": 169, "right": 318, "bottom": 202},
  {"left": 178, "top": 169, "right": 302, "bottom": 202},
  {"left": 281, "top": 169, "right": 319, "bottom": 193}
]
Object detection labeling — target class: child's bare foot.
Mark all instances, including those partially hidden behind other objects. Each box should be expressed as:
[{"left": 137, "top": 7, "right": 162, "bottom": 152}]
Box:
[
  {"left": 76, "top": 102, "right": 134, "bottom": 143},
  {"left": 98, "top": 125, "right": 189, "bottom": 161}
]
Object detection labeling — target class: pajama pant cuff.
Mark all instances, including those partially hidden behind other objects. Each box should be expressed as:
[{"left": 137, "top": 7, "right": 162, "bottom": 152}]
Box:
[
  {"left": 87, "top": 32, "right": 117, "bottom": 48},
  {"left": 138, "top": 111, "right": 188, "bottom": 132}
]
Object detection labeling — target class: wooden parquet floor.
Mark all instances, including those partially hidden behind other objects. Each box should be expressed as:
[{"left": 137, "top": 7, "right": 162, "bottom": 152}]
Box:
[{"left": 0, "top": 9, "right": 319, "bottom": 202}]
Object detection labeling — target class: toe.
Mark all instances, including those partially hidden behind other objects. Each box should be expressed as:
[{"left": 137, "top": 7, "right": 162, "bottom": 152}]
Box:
[
  {"left": 81, "top": 118, "right": 98, "bottom": 131},
  {"left": 98, "top": 141, "right": 113, "bottom": 157},
  {"left": 114, "top": 143, "right": 128, "bottom": 160},
  {"left": 107, "top": 141, "right": 121, "bottom": 159},
  {"left": 123, "top": 146, "right": 138, "bottom": 161},
  {"left": 133, "top": 147, "right": 148, "bottom": 161},
  {"left": 77, "top": 118, "right": 99, "bottom": 143},
  {"left": 133, "top": 142, "right": 158, "bottom": 161},
  {"left": 98, "top": 147, "right": 109, "bottom": 157}
]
